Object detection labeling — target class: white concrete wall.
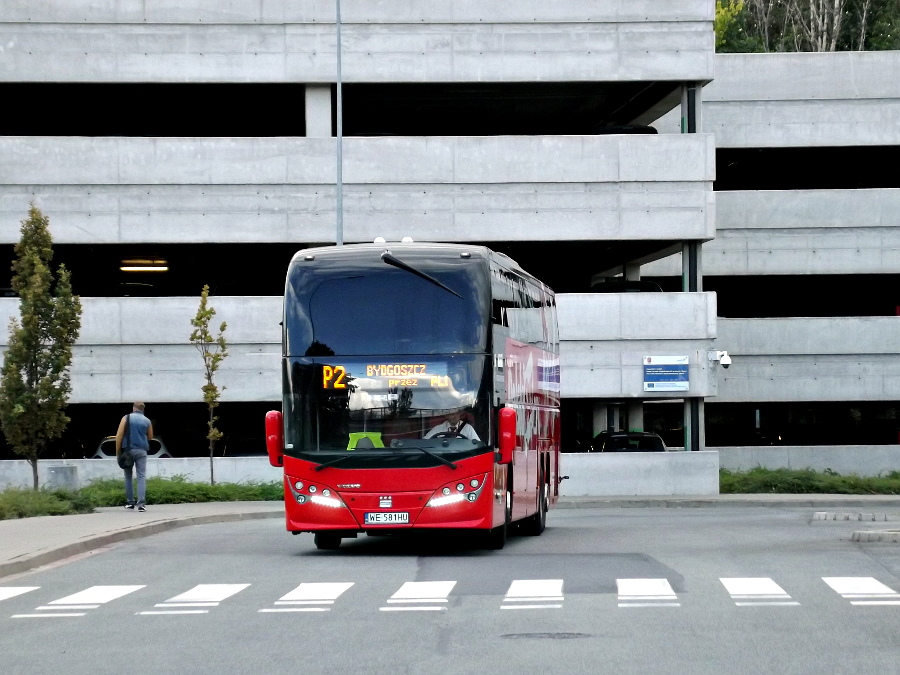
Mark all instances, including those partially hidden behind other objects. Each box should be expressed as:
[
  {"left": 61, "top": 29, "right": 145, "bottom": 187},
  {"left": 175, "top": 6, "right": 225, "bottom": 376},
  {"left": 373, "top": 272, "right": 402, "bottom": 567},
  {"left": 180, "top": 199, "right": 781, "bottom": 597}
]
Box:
[
  {"left": 0, "top": 135, "right": 716, "bottom": 246},
  {"left": 0, "top": 457, "right": 282, "bottom": 490},
  {"left": 0, "top": 1, "right": 714, "bottom": 84},
  {"left": 719, "top": 445, "right": 900, "bottom": 477},
  {"left": 558, "top": 292, "right": 719, "bottom": 398},
  {"left": 645, "top": 188, "right": 900, "bottom": 277},
  {"left": 717, "top": 317, "right": 900, "bottom": 403},
  {"left": 560, "top": 451, "right": 720, "bottom": 496}
]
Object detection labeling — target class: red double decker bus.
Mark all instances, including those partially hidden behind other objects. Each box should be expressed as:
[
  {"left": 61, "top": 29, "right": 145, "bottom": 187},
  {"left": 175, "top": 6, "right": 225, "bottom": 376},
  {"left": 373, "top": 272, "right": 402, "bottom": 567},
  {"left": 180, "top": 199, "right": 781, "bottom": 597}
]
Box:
[{"left": 265, "top": 241, "right": 561, "bottom": 550}]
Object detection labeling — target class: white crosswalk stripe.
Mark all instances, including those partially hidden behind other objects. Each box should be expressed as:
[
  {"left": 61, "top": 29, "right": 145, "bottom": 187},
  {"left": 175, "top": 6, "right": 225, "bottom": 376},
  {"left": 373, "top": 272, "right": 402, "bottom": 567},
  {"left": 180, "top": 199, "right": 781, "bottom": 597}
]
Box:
[
  {"left": 502, "top": 579, "right": 564, "bottom": 610},
  {"left": 720, "top": 578, "right": 799, "bottom": 606},
  {"left": 6, "top": 575, "right": 900, "bottom": 620},
  {"left": 260, "top": 582, "right": 354, "bottom": 613},
  {"left": 139, "top": 584, "right": 250, "bottom": 616},
  {"left": 380, "top": 581, "right": 456, "bottom": 612},
  {"left": 0, "top": 587, "right": 39, "bottom": 602},
  {"left": 617, "top": 578, "right": 680, "bottom": 608},
  {"left": 12, "top": 585, "right": 145, "bottom": 619},
  {"left": 822, "top": 577, "right": 900, "bottom": 605}
]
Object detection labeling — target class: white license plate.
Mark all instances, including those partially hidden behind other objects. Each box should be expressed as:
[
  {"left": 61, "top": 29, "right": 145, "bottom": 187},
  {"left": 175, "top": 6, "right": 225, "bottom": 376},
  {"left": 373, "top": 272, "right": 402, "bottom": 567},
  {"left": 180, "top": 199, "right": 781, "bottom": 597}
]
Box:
[{"left": 365, "top": 512, "right": 409, "bottom": 525}]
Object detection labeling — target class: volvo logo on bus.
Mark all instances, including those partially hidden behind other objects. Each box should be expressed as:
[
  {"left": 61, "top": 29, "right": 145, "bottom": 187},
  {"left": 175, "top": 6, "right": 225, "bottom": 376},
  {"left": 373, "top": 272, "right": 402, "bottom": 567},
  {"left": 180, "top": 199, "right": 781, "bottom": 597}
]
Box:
[
  {"left": 338, "top": 484, "right": 361, "bottom": 489},
  {"left": 379, "top": 496, "right": 392, "bottom": 508}
]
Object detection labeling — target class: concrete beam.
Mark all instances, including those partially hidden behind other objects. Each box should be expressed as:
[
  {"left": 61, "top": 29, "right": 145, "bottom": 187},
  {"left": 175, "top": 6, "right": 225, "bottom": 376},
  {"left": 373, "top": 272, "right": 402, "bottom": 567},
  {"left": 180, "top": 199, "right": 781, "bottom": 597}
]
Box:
[
  {"left": 644, "top": 189, "right": 900, "bottom": 276},
  {"left": 0, "top": 2, "right": 714, "bottom": 83},
  {"left": 701, "top": 52, "right": 900, "bottom": 148},
  {"left": 1, "top": 293, "right": 720, "bottom": 404},
  {"left": 0, "top": 135, "right": 716, "bottom": 245},
  {"left": 716, "top": 317, "right": 900, "bottom": 402}
]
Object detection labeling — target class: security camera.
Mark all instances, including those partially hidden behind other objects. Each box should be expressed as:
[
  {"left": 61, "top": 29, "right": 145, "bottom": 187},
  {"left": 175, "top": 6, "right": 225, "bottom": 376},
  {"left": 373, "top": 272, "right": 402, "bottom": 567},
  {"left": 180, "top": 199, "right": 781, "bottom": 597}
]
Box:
[{"left": 719, "top": 352, "right": 731, "bottom": 369}]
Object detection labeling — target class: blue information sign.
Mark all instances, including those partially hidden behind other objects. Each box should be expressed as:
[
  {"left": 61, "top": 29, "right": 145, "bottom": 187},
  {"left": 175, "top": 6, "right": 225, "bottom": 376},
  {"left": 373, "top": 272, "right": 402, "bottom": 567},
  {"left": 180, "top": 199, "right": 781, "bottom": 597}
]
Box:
[{"left": 643, "top": 355, "right": 689, "bottom": 392}]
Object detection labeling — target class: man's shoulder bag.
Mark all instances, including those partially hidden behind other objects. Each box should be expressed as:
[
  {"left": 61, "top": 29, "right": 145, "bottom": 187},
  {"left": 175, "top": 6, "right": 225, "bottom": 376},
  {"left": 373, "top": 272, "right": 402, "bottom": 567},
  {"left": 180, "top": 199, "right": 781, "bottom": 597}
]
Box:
[{"left": 117, "top": 414, "right": 134, "bottom": 470}]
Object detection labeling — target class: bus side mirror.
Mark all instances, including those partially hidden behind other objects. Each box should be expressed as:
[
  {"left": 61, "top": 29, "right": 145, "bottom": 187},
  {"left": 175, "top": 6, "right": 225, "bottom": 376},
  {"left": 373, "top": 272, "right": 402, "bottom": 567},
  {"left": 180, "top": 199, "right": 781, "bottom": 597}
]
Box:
[
  {"left": 497, "top": 407, "right": 516, "bottom": 465},
  {"left": 265, "top": 410, "right": 284, "bottom": 467}
]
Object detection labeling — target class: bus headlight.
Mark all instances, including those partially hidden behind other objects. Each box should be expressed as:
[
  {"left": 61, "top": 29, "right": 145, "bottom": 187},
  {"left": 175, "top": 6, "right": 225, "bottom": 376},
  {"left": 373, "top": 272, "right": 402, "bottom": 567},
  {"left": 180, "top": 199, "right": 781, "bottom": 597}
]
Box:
[
  {"left": 287, "top": 479, "right": 345, "bottom": 509},
  {"left": 428, "top": 474, "right": 487, "bottom": 507}
]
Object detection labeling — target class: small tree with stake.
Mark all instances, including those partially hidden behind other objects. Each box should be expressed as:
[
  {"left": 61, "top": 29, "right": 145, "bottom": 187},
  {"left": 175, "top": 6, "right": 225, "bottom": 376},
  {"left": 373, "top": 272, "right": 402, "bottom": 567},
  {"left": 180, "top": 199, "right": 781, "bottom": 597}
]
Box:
[
  {"left": 0, "top": 205, "right": 82, "bottom": 490},
  {"left": 189, "top": 285, "right": 228, "bottom": 485}
]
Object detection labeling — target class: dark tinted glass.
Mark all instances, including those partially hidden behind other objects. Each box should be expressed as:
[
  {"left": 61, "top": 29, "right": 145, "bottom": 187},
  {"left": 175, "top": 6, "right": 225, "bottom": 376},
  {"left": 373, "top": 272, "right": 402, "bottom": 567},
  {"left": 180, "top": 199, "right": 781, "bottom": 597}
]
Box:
[{"left": 285, "top": 250, "right": 490, "bottom": 357}]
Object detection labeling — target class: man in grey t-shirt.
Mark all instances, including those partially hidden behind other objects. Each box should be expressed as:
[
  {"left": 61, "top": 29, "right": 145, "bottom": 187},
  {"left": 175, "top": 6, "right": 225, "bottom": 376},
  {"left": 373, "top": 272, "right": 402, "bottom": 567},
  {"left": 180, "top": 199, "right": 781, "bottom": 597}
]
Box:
[{"left": 116, "top": 402, "right": 154, "bottom": 511}]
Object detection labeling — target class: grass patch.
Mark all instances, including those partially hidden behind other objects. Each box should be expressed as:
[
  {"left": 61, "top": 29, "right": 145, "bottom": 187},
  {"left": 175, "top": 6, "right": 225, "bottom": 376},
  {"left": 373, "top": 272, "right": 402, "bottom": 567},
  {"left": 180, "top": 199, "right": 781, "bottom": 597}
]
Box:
[
  {"left": 0, "top": 475, "right": 283, "bottom": 520},
  {"left": 720, "top": 467, "right": 900, "bottom": 495},
  {"left": 0, "top": 487, "right": 95, "bottom": 520}
]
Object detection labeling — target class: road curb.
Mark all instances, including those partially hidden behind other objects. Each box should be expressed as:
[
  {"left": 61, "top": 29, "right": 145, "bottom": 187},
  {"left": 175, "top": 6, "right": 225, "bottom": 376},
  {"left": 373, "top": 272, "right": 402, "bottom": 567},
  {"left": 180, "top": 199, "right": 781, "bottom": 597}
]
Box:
[{"left": 0, "top": 510, "right": 282, "bottom": 580}]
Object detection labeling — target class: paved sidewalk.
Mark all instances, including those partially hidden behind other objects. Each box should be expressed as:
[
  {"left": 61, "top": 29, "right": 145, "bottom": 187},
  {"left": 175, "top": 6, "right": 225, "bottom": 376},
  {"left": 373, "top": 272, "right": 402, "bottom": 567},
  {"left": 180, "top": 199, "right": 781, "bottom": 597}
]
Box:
[
  {"left": 3, "top": 495, "right": 900, "bottom": 580},
  {"left": 0, "top": 501, "right": 283, "bottom": 579}
]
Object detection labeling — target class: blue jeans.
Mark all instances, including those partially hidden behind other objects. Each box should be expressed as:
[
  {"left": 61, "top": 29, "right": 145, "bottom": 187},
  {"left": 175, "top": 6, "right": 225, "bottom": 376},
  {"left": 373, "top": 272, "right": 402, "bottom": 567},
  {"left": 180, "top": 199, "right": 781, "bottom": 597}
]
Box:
[{"left": 123, "top": 449, "right": 148, "bottom": 506}]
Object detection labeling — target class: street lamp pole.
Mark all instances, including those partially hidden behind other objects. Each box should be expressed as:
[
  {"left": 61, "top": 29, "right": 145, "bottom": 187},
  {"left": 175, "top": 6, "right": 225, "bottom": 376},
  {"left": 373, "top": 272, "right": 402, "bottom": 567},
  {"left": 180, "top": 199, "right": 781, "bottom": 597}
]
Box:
[{"left": 335, "top": 0, "right": 344, "bottom": 245}]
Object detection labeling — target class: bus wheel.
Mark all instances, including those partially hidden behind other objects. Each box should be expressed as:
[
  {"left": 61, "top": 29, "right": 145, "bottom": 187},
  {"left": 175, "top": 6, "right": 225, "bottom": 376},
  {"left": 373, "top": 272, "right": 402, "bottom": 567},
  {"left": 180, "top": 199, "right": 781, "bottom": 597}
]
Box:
[
  {"left": 314, "top": 532, "right": 342, "bottom": 550},
  {"left": 523, "top": 482, "right": 548, "bottom": 536}
]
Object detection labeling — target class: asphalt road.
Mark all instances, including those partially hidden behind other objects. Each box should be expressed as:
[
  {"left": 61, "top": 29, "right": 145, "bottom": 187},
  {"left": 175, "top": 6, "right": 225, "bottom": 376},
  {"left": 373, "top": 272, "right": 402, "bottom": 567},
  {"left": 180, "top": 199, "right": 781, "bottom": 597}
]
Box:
[{"left": 2, "top": 506, "right": 899, "bottom": 675}]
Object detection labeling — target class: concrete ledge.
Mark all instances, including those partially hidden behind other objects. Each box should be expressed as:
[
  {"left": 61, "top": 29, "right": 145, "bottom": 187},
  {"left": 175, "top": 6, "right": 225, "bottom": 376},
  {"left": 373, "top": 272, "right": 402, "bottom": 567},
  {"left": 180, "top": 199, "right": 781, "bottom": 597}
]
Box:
[
  {"left": 0, "top": 457, "right": 282, "bottom": 490},
  {"left": 560, "top": 451, "right": 720, "bottom": 497},
  {"left": 718, "top": 444, "right": 900, "bottom": 477},
  {"left": 851, "top": 530, "right": 900, "bottom": 543},
  {"left": 3, "top": 455, "right": 721, "bottom": 497}
]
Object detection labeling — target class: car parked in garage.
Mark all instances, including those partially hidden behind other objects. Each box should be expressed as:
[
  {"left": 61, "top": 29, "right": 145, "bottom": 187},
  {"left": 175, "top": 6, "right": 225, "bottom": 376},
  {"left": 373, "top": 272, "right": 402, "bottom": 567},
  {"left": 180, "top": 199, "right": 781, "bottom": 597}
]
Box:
[
  {"left": 591, "top": 431, "right": 667, "bottom": 452},
  {"left": 91, "top": 436, "right": 173, "bottom": 459}
]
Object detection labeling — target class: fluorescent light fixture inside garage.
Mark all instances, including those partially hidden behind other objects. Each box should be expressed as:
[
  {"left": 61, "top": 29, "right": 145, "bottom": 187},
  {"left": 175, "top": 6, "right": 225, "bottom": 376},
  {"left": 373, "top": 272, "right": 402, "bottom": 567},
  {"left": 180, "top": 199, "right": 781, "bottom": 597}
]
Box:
[{"left": 120, "top": 258, "right": 169, "bottom": 272}]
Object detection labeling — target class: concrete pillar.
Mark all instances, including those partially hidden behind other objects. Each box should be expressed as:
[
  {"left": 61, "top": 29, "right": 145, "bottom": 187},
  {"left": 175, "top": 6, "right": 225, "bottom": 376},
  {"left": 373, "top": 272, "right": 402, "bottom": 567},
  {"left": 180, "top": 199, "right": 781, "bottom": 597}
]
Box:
[
  {"left": 682, "top": 241, "right": 702, "bottom": 292},
  {"left": 627, "top": 400, "right": 644, "bottom": 431},
  {"left": 681, "top": 82, "right": 702, "bottom": 134},
  {"left": 592, "top": 403, "right": 608, "bottom": 436},
  {"left": 624, "top": 263, "right": 641, "bottom": 281},
  {"left": 683, "top": 398, "right": 705, "bottom": 451},
  {"left": 305, "top": 85, "right": 332, "bottom": 138}
]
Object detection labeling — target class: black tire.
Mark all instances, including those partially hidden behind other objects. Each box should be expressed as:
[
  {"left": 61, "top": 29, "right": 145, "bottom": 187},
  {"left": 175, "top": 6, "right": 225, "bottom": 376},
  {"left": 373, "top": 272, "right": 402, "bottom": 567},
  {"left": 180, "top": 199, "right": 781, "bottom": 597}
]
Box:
[
  {"left": 485, "top": 471, "right": 512, "bottom": 550},
  {"left": 314, "top": 532, "right": 342, "bottom": 550},
  {"left": 522, "top": 481, "right": 548, "bottom": 536}
]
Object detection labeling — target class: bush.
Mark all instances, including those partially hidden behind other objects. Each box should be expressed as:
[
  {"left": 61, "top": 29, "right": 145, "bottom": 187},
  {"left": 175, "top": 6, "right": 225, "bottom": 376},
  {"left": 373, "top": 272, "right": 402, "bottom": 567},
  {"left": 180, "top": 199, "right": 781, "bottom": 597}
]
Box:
[
  {"left": 78, "top": 474, "right": 283, "bottom": 507},
  {"left": 720, "top": 467, "right": 900, "bottom": 495},
  {"left": 0, "top": 487, "right": 94, "bottom": 520},
  {"left": 0, "top": 475, "right": 283, "bottom": 519}
]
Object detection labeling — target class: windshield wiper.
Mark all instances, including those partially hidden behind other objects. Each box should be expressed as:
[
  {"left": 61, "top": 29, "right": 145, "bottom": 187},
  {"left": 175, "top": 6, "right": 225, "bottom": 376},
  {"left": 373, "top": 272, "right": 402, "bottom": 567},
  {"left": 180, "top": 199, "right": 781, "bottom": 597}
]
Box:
[
  {"left": 314, "top": 454, "right": 366, "bottom": 472},
  {"left": 381, "top": 252, "right": 462, "bottom": 299},
  {"left": 401, "top": 446, "right": 457, "bottom": 470}
]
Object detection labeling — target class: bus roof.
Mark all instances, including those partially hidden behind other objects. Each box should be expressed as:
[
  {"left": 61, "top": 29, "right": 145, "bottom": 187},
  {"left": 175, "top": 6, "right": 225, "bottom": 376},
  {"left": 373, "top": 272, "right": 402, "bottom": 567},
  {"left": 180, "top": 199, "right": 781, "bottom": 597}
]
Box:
[{"left": 288, "top": 241, "right": 549, "bottom": 292}]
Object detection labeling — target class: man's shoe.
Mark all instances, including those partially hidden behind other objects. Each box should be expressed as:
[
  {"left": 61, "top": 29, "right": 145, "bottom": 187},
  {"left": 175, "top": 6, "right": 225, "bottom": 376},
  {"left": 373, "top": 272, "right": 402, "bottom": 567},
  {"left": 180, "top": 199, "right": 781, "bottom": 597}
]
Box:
[
  {"left": 124, "top": 504, "right": 135, "bottom": 510},
  {"left": 137, "top": 505, "right": 146, "bottom": 512}
]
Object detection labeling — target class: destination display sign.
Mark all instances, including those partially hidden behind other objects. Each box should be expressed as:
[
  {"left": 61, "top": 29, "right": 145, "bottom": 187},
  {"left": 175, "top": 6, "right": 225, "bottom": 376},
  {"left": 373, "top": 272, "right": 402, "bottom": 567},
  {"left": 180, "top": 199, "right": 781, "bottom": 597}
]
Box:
[{"left": 322, "top": 363, "right": 450, "bottom": 390}]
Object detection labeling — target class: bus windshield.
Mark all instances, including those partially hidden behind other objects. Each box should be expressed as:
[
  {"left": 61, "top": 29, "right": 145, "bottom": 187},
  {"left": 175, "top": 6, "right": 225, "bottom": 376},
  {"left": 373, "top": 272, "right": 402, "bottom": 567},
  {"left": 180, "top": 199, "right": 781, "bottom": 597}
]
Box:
[
  {"left": 285, "top": 250, "right": 490, "bottom": 357},
  {"left": 283, "top": 354, "right": 491, "bottom": 468}
]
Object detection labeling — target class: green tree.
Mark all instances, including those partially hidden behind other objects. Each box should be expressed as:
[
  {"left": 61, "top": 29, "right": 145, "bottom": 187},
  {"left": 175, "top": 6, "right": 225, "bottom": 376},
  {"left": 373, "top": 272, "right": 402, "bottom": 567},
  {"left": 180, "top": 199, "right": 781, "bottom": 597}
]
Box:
[
  {"left": 716, "top": 0, "right": 747, "bottom": 48},
  {"left": 0, "top": 205, "right": 82, "bottom": 490},
  {"left": 189, "top": 285, "right": 228, "bottom": 485},
  {"left": 716, "top": 0, "right": 900, "bottom": 51}
]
